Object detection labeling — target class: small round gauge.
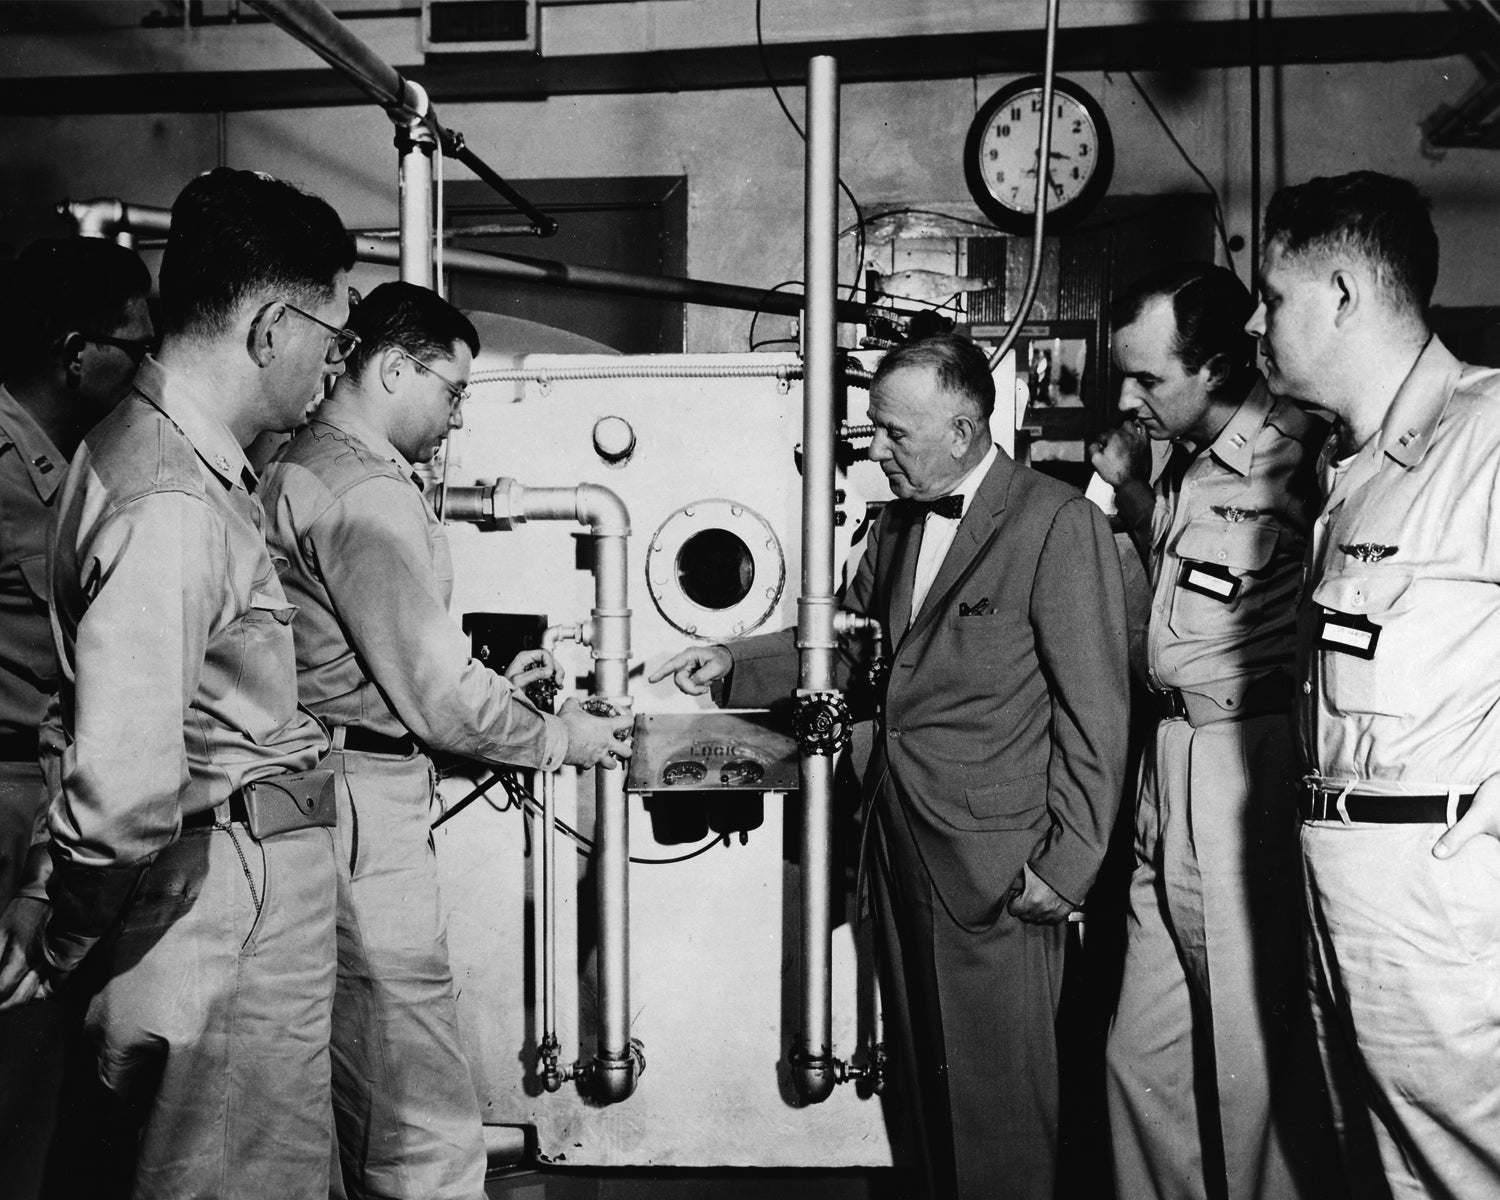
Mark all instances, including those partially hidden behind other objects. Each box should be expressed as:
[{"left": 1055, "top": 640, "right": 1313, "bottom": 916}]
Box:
[{"left": 964, "top": 75, "right": 1114, "bottom": 235}]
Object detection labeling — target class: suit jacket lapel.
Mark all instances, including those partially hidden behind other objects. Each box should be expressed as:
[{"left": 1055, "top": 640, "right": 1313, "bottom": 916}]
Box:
[
  {"left": 907, "top": 452, "right": 1013, "bottom": 636},
  {"left": 886, "top": 504, "right": 923, "bottom": 640}
]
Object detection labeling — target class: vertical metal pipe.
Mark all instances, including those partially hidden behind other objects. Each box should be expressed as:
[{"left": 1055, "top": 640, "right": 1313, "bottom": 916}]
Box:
[
  {"left": 587, "top": 524, "right": 635, "bottom": 1101},
  {"left": 792, "top": 54, "right": 841, "bottom": 1106},
  {"left": 436, "top": 479, "right": 638, "bottom": 1102},
  {"left": 1250, "top": 0, "right": 1263, "bottom": 293},
  {"left": 398, "top": 83, "right": 436, "bottom": 289}
]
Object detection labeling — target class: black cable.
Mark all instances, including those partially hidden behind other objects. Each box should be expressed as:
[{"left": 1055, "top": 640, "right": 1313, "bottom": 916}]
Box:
[
  {"left": 433, "top": 766, "right": 733, "bottom": 866},
  {"left": 1121, "top": 71, "right": 1235, "bottom": 269},
  {"left": 747, "top": 279, "right": 803, "bottom": 352},
  {"left": 754, "top": 0, "right": 865, "bottom": 304}
]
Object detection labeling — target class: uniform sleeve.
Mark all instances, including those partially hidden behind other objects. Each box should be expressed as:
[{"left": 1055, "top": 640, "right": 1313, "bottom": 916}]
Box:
[
  {"left": 307, "top": 476, "right": 565, "bottom": 770},
  {"left": 1026, "top": 496, "right": 1131, "bottom": 905},
  {"left": 45, "top": 490, "right": 223, "bottom": 972}
]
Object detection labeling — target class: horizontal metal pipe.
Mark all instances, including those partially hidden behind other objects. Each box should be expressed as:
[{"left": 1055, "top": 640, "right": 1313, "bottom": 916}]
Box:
[
  {"left": 57, "top": 199, "right": 907, "bottom": 324},
  {"left": 244, "top": 0, "right": 424, "bottom": 120},
  {"left": 356, "top": 238, "right": 884, "bottom": 323}
]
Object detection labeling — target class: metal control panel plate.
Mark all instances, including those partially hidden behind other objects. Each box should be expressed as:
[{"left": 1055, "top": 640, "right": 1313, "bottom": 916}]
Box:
[{"left": 626, "top": 709, "right": 799, "bottom": 794}]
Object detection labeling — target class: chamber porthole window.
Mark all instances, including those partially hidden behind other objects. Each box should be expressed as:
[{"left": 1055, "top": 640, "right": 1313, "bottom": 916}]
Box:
[{"left": 676, "top": 529, "right": 754, "bottom": 610}]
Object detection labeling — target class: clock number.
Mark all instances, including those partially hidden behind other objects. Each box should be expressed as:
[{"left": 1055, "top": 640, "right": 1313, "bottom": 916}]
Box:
[
  {"left": 1080, "top": 144, "right": 1089, "bottom": 156},
  {"left": 1072, "top": 167, "right": 1080, "bottom": 180},
  {"left": 1072, "top": 120, "right": 1083, "bottom": 134},
  {"left": 1030, "top": 96, "right": 1042, "bottom": 113},
  {"left": 1010, "top": 106, "right": 1021, "bottom": 120},
  {"left": 998, "top": 124, "right": 1011, "bottom": 137}
]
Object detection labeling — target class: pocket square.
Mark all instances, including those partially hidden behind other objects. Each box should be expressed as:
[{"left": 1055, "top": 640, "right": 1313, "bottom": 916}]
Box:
[{"left": 958, "top": 597, "right": 992, "bottom": 616}]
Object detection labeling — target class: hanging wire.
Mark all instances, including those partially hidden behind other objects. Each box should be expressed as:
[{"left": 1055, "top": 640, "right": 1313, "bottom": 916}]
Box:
[
  {"left": 747, "top": 278, "right": 804, "bottom": 351},
  {"left": 754, "top": 0, "right": 866, "bottom": 304},
  {"left": 1120, "top": 70, "right": 1235, "bottom": 268},
  {"left": 432, "top": 766, "right": 733, "bottom": 865}
]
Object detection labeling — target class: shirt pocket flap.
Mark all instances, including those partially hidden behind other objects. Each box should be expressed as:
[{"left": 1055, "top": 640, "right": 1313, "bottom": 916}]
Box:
[
  {"left": 16, "top": 554, "right": 48, "bottom": 603},
  {"left": 1173, "top": 516, "right": 1278, "bottom": 572},
  {"left": 1310, "top": 569, "right": 1414, "bottom": 617},
  {"left": 248, "top": 590, "right": 298, "bottom": 626}
]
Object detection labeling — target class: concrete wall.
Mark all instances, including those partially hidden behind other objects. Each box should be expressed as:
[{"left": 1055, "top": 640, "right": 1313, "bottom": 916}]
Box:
[{"left": 3, "top": 53, "right": 1496, "bottom": 350}]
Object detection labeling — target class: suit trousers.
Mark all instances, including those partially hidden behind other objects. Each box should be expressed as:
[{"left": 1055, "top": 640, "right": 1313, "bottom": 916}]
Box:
[
  {"left": 326, "top": 747, "right": 487, "bottom": 1200},
  {"left": 1106, "top": 713, "right": 1337, "bottom": 1200},
  {"left": 1303, "top": 821, "right": 1500, "bottom": 1200},
  {"left": 77, "top": 821, "right": 337, "bottom": 1199},
  {"left": 0, "top": 761, "right": 65, "bottom": 1200},
  {"left": 871, "top": 791, "right": 1066, "bottom": 1200}
]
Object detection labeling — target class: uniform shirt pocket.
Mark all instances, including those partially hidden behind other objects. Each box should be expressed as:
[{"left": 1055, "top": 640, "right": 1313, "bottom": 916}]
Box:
[
  {"left": 1168, "top": 516, "right": 1278, "bottom": 638},
  {"left": 16, "top": 554, "right": 48, "bottom": 605},
  {"left": 1311, "top": 568, "right": 1414, "bottom": 717}
]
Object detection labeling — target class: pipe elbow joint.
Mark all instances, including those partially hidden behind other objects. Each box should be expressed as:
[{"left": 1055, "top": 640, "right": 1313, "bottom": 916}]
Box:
[
  {"left": 790, "top": 1052, "right": 838, "bottom": 1105},
  {"left": 59, "top": 197, "right": 125, "bottom": 239},
  {"left": 590, "top": 1041, "right": 644, "bottom": 1104},
  {"left": 575, "top": 483, "right": 630, "bottom": 538}
]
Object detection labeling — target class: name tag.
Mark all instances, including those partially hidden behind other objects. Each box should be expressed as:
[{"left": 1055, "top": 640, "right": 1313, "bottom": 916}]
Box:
[
  {"left": 1178, "top": 561, "right": 1241, "bottom": 603},
  {"left": 1318, "top": 611, "right": 1381, "bottom": 659}
]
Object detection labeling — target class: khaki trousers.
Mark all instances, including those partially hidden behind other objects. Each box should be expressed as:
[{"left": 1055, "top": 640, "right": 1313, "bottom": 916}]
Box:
[
  {"left": 1304, "top": 820, "right": 1500, "bottom": 1200},
  {"left": 326, "top": 746, "right": 487, "bottom": 1200},
  {"left": 80, "top": 821, "right": 338, "bottom": 1199},
  {"left": 1107, "top": 713, "right": 1339, "bottom": 1200}
]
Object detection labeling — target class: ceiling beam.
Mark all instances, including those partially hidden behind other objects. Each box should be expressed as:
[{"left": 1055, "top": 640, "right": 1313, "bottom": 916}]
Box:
[{"left": 0, "top": 10, "right": 1469, "bottom": 116}]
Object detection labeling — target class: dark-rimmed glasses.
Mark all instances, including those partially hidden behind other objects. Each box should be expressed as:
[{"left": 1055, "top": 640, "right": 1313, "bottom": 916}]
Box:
[
  {"left": 282, "top": 301, "right": 361, "bottom": 365},
  {"left": 83, "top": 333, "right": 156, "bottom": 365},
  {"left": 394, "top": 348, "right": 470, "bottom": 411}
]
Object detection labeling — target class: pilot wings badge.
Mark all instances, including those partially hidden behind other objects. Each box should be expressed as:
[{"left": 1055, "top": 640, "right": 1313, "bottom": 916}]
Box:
[
  {"left": 1339, "top": 543, "right": 1398, "bottom": 563},
  {"left": 1211, "top": 505, "right": 1259, "bottom": 523}
]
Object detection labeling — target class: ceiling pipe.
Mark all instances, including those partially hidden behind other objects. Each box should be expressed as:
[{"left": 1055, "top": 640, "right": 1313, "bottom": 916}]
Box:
[{"left": 57, "top": 199, "right": 907, "bottom": 325}]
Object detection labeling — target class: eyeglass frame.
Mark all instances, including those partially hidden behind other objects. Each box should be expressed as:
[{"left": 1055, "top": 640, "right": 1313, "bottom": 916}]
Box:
[
  {"left": 80, "top": 332, "right": 157, "bottom": 365},
  {"left": 392, "top": 348, "right": 470, "bottom": 411},
  {"left": 279, "top": 301, "right": 361, "bottom": 364}
]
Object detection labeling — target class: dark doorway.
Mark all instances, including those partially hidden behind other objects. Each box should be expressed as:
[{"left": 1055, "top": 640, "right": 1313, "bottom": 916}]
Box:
[{"left": 444, "top": 176, "right": 687, "bottom": 354}]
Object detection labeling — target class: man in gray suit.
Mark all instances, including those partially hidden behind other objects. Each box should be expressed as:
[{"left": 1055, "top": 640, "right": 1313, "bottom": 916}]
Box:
[{"left": 652, "top": 333, "right": 1130, "bottom": 1198}]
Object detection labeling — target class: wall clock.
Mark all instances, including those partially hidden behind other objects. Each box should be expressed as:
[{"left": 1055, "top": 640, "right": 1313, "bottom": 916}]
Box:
[{"left": 964, "top": 75, "right": 1114, "bottom": 234}]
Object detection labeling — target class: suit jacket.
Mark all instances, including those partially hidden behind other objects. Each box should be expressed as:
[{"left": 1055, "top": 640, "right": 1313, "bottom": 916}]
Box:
[{"left": 727, "top": 450, "right": 1130, "bottom": 930}]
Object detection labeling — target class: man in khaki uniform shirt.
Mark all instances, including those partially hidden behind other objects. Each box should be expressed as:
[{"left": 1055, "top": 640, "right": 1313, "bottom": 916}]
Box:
[
  {"left": 261, "top": 282, "right": 632, "bottom": 1200},
  {"left": 1091, "top": 265, "right": 1337, "bottom": 1200},
  {"left": 1, "top": 168, "right": 357, "bottom": 1199},
  {"left": 0, "top": 237, "right": 152, "bottom": 1199},
  {"left": 1250, "top": 170, "right": 1500, "bottom": 1198}
]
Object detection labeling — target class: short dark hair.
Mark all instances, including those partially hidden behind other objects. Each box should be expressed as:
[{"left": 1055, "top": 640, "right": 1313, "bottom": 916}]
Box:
[
  {"left": 158, "top": 168, "right": 355, "bottom": 340},
  {"left": 871, "top": 332, "right": 995, "bottom": 419},
  {"left": 1, "top": 237, "right": 152, "bottom": 366},
  {"left": 1264, "top": 171, "right": 1438, "bottom": 315},
  {"left": 1111, "top": 263, "right": 1256, "bottom": 381},
  {"left": 341, "top": 282, "right": 480, "bottom": 384}
]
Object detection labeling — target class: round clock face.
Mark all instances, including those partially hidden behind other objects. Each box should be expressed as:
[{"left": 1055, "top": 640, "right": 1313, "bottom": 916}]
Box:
[{"left": 964, "top": 76, "right": 1114, "bottom": 234}]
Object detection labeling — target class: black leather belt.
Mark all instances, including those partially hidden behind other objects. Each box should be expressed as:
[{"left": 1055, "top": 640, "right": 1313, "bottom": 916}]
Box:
[
  {"left": 340, "top": 726, "right": 418, "bottom": 757},
  {"left": 182, "top": 790, "right": 250, "bottom": 830},
  {"left": 1148, "top": 689, "right": 1189, "bottom": 721},
  {"left": 1300, "top": 789, "right": 1474, "bottom": 824},
  {"left": 0, "top": 732, "right": 39, "bottom": 763},
  {"left": 1147, "top": 673, "right": 1293, "bottom": 726}
]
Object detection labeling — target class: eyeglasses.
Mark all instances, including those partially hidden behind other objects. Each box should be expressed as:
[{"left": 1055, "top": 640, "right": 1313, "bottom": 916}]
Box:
[
  {"left": 84, "top": 333, "right": 156, "bottom": 365},
  {"left": 282, "top": 301, "right": 361, "bottom": 364},
  {"left": 394, "top": 349, "right": 470, "bottom": 411}
]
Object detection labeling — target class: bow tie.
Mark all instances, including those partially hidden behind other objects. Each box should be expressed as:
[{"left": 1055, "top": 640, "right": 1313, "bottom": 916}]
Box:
[{"left": 908, "top": 494, "right": 964, "bottom": 520}]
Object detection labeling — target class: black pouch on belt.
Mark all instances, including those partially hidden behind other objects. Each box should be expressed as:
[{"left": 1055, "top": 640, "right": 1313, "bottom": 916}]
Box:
[{"left": 240, "top": 769, "right": 336, "bottom": 839}]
